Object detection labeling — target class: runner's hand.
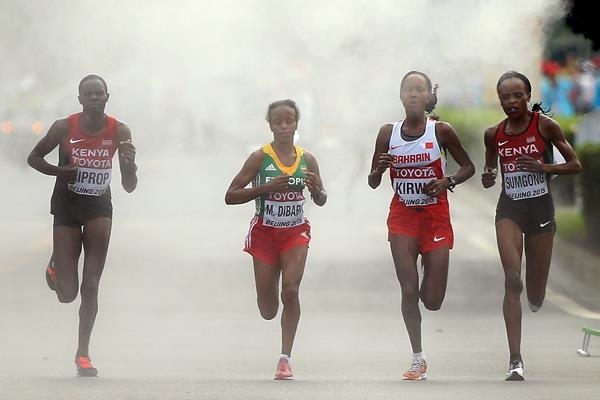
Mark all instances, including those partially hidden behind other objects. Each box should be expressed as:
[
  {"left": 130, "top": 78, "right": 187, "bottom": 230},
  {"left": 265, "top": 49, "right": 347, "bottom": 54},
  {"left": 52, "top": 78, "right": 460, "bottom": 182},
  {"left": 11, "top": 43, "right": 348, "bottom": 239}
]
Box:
[
  {"left": 57, "top": 163, "right": 78, "bottom": 182},
  {"left": 481, "top": 167, "right": 497, "bottom": 188},
  {"left": 118, "top": 140, "right": 136, "bottom": 165},
  {"left": 516, "top": 156, "right": 543, "bottom": 173},
  {"left": 305, "top": 171, "right": 322, "bottom": 195},
  {"left": 423, "top": 178, "right": 447, "bottom": 197},
  {"left": 266, "top": 175, "right": 290, "bottom": 192},
  {"left": 375, "top": 153, "right": 394, "bottom": 174}
]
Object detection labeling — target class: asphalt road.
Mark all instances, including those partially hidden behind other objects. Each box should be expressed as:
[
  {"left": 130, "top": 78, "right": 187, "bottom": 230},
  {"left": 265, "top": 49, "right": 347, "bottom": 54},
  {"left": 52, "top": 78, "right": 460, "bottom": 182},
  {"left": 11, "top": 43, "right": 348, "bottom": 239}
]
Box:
[{"left": 1, "top": 153, "right": 599, "bottom": 400}]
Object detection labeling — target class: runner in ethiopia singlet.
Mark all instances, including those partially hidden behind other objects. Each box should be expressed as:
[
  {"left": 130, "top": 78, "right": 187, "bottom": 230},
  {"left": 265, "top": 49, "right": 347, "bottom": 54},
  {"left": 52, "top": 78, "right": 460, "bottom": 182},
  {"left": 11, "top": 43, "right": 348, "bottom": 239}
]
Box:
[
  {"left": 253, "top": 143, "right": 308, "bottom": 228},
  {"left": 389, "top": 118, "right": 448, "bottom": 209},
  {"left": 60, "top": 112, "right": 118, "bottom": 197},
  {"left": 496, "top": 111, "right": 551, "bottom": 201}
]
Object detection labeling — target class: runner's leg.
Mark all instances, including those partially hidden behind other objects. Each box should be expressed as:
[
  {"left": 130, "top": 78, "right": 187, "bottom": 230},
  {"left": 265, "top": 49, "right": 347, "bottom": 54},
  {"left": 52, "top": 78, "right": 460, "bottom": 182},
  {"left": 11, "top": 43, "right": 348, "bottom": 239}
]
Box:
[
  {"left": 496, "top": 219, "right": 524, "bottom": 356},
  {"left": 524, "top": 231, "right": 554, "bottom": 310},
  {"left": 420, "top": 247, "right": 449, "bottom": 311},
  {"left": 52, "top": 226, "right": 83, "bottom": 303},
  {"left": 77, "top": 217, "right": 111, "bottom": 357},
  {"left": 253, "top": 258, "right": 281, "bottom": 320},
  {"left": 390, "top": 235, "right": 421, "bottom": 352},
  {"left": 278, "top": 245, "right": 308, "bottom": 357}
]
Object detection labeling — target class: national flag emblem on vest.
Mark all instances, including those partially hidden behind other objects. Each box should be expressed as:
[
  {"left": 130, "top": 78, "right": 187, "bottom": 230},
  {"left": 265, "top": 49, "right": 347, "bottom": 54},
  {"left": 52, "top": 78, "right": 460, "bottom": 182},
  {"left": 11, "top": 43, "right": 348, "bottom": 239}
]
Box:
[
  {"left": 422, "top": 141, "right": 434, "bottom": 149},
  {"left": 102, "top": 139, "right": 113, "bottom": 146}
]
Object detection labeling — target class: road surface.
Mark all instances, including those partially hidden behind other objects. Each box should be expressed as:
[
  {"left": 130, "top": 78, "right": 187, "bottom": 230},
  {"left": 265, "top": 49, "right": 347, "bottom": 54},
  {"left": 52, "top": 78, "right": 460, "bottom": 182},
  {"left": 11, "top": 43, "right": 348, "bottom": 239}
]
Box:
[{"left": 1, "top": 153, "right": 599, "bottom": 399}]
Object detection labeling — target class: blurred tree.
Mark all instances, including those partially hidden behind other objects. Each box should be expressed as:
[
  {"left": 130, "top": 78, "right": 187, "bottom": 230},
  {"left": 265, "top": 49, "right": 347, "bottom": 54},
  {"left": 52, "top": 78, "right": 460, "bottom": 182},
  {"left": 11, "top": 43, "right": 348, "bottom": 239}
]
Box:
[{"left": 565, "top": 0, "right": 600, "bottom": 50}]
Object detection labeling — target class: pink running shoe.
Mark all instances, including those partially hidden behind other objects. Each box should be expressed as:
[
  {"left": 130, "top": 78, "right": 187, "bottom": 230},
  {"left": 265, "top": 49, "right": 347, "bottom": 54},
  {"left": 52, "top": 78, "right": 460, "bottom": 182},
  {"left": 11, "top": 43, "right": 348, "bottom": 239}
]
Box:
[
  {"left": 402, "top": 357, "right": 427, "bottom": 380},
  {"left": 274, "top": 357, "right": 293, "bottom": 380},
  {"left": 46, "top": 258, "right": 56, "bottom": 291},
  {"left": 75, "top": 355, "right": 98, "bottom": 377}
]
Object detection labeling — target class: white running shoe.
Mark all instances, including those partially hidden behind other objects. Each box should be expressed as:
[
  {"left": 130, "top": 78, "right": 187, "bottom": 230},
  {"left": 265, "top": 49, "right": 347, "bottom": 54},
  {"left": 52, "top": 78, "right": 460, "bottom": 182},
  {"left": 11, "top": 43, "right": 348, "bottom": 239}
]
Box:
[{"left": 505, "top": 359, "right": 524, "bottom": 381}]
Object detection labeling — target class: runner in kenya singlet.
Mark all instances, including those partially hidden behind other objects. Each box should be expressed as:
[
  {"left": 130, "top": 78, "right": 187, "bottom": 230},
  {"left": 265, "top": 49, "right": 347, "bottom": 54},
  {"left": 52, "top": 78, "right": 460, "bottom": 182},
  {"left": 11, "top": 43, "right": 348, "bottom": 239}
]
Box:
[
  {"left": 252, "top": 143, "right": 308, "bottom": 228},
  {"left": 496, "top": 111, "right": 552, "bottom": 201},
  {"left": 59, "top": 113, "right": 118, "bottom": 196}
]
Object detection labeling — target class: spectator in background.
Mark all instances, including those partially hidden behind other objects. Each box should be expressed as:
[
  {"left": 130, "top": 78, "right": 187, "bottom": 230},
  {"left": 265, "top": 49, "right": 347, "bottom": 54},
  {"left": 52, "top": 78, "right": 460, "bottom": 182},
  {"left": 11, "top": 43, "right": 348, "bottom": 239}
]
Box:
[
  {"left": 572, "top": 60, "right": 597, "bottom": 114},
  {"left": 540, "top": 61, "right": 560, "bottom": 112}
]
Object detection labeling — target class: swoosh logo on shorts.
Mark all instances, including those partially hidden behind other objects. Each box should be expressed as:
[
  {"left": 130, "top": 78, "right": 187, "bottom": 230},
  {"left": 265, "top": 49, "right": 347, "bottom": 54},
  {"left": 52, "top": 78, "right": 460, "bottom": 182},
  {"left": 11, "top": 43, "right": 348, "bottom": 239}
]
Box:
[
  {"left": 433, "top": 236, "right": 445, "bottom": 242},
  {"left": 539, "top": 220, "right": 552, "bottom": 228},
  {"left": 69, "top": 138, "right": 85, "bottom": 144}
]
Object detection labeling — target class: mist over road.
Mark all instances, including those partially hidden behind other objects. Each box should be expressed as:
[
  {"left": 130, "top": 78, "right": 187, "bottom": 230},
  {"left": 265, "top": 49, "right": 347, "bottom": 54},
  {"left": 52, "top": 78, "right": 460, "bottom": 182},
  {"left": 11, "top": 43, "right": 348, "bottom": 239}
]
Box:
[{"left": 1, "top": 152, "right": 599, "bottom": 399}]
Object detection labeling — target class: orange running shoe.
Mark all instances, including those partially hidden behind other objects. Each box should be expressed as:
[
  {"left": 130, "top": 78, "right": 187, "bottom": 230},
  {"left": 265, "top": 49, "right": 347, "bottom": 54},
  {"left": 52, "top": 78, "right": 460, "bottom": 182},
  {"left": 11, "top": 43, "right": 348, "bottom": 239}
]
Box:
[
  {"left": 403, "top": 357, "right": 427, "bottom": 380},
  {"left": 75, "top": 355, "right": 98, "bottom": 377},
  {"left": 46, "top": 259, "right": 56, "bottom": 291},
  {"left": 274, "top": 357, "right": 293, "bottom": 380}
]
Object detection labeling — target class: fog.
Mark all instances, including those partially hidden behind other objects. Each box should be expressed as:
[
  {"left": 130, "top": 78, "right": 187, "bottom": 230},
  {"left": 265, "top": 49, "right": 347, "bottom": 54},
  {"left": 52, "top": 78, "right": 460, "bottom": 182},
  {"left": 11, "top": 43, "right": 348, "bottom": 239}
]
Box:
[
  {"left": 2, "top": 0, "right": 566, "bottom": 157},
  {"left": 0, "top": 0, "right": 567, "bottom": 296},
  {"left": 2, "top": 1, "right": 582, "bottom": 392}
]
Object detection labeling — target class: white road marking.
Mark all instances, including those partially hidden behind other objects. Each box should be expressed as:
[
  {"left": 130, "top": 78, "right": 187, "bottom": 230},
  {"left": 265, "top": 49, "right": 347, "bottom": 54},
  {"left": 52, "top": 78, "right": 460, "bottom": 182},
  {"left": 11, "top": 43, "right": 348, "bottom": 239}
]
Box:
[{"left": 546, "top": 287, "right": 600, "bottom": 320}]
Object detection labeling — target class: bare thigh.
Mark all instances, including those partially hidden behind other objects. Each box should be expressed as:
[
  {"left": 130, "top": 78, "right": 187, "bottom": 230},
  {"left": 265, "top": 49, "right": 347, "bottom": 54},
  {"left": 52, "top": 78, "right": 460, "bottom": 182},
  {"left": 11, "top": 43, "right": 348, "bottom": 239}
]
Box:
[
  {"left": 420, "top": 246, "right": 449, "bottom": 310},
  {"left": 53, "top": 226, "right": 83, "bottom": 300},
  {"left": 81, "top": 217, "right": 112, "bottom": 293}
]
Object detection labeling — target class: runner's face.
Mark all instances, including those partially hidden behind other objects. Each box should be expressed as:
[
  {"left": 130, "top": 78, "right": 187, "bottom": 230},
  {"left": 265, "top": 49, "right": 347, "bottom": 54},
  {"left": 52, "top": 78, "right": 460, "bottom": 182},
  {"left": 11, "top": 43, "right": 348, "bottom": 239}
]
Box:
[
  {"left": 78, "top": 79, "right": 109, "bottom": 113},
  {"left": 497, "top": 78, "right": 530, "bottom": 118},
  {"left": 269, "top": 106, "right": 298, "bottom": 140},
  {"left": 400, "top": 74, "right": 431, "bottom": 114}
]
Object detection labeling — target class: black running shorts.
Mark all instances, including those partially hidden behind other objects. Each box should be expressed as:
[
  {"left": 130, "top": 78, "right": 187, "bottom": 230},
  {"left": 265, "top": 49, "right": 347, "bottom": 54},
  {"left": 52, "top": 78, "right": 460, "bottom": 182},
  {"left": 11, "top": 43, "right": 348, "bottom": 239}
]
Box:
[
  {"left": 51, "top": 186, "right": 113, "bottom": 228},
  {"left": 495, "top": 192, "right": 555, "bottom": 235}
]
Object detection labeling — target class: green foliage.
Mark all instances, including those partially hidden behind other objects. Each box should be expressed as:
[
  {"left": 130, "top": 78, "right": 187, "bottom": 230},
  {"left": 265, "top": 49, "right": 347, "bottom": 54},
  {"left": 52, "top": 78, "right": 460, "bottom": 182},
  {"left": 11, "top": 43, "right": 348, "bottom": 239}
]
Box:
[
  {"left": 436, "top": 106, "right": 505, "bottom": 168},
  {"left": 552, "top": 115, "right": 580, "bottom": 144},
  {"left": 555, "top": 208, "right": 587, "bottom": 241},
  {"left": 577, "top": 144, "right": 600, "bottom": 243}
]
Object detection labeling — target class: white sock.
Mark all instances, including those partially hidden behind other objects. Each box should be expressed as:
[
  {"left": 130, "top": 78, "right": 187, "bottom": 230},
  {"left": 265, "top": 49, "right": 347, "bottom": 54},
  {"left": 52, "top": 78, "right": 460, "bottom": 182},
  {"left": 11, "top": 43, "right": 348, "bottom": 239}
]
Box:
[
  {"left": 413, "top": 352, "right": 426, "bottom": 360},
  {"left": 279, "top": 354, "right": 291, "bottom": 361}
]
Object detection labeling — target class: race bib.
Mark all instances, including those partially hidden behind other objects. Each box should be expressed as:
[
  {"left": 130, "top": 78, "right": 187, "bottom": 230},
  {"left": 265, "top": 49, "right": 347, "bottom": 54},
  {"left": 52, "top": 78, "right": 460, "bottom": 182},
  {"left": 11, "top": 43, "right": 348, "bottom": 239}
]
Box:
[
  {"left": 262, "top": 192, "right": 305, "bottom": 228},
  {"left": 68, "top": 167, "right": 112, "bottom": 196},
  {"left": 504, "top": 171, "right": 548, "bottom": 200},
  {"left": 393, "top": 178, "right": 437, "bottom": 206}
]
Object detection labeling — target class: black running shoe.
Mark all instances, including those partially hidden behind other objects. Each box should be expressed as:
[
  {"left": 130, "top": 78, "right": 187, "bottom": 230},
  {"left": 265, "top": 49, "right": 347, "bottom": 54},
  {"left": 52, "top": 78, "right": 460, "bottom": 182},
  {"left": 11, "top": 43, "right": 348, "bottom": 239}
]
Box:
[
  {"left": 46, "top": 259, "right": 56, "bottom": 291},
  {"left": 75, "top": 355, "right": 98, "bottom": 377},
  {"left": 505, "top": 359, "right": 524, "bottom": 381}
]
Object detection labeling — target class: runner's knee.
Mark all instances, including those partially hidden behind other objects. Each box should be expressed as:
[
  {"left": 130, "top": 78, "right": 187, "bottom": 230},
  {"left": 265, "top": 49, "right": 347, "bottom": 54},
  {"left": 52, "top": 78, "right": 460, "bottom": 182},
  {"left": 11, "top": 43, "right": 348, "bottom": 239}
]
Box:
[
  {"left": 421, "top": 294, "right": 443, "bottom": 311},
  {"left": 56, "top": 286, "right": 78, "bottom": 303},
  {"left": 281, "top": 284, "right": 300, "bottom": 307},
  {"left": 80, "top": 278, "right": 100, "bottom": 300},
  {"left": 504, "top": 272, "right": 523, "bottom": 294},
  {"left": 400, "top": 283, "right": 419, "bottom": 301},
  {"left": 257, "top": 295, "right": 278, "bottom": 320}
]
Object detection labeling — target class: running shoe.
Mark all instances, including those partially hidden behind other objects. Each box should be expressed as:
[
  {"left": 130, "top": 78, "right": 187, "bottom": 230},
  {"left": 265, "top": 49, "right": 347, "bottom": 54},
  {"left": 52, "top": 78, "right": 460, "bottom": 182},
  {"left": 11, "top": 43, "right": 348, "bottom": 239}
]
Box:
[
  {"left": 505, "top": 359, "right": 524, "bottom": 381},
  {"left": 403, "top": 357, "right": 427, "bottom": 380},
  {"left": 45, "top": 259, "right": 56, "bottom": 291},
  {"left": 274, "top": 357, "right": 293, "bottom": 380},
  {"left": 75, "top": 355, "right": 98, "bottom": 377}
]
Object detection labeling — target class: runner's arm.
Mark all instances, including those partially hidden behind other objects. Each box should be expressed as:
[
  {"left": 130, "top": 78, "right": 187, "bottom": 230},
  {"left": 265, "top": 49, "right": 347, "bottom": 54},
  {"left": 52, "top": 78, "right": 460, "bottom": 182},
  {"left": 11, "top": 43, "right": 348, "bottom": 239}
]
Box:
[
  {"left": 27, "top": 118, "right": 77, "bottom": 179},
  {"left": 436, "top": 121, "right": 475, "bottom": 188},
  {"left": 225, "top": 150, "right": 288, "bottom": 205},
  {"left": 304, "top": 151, "right": 327, "bottom": 206},
  {"left": 116, "top": 122, "right": 137, "bottom": 193},
  {"left": 539, "top": 116, "right": 582, "bottom": 175},
  {"left": 482, "top": 126, "right": 499, "bottom": 188},
  {"left": 368, "top": 124, "right": 393, "bottom": 189}
]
